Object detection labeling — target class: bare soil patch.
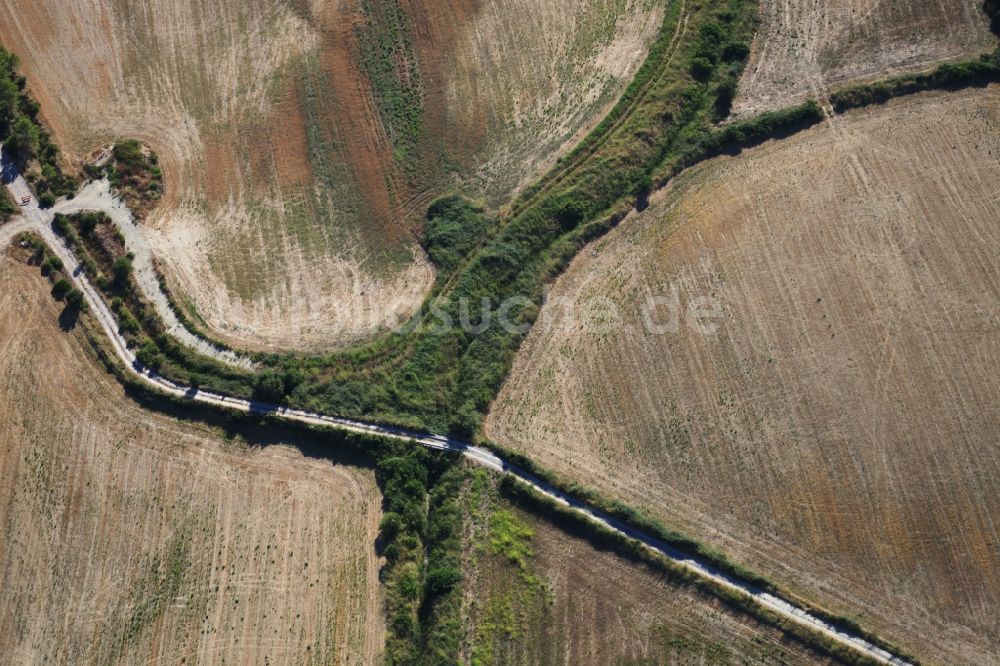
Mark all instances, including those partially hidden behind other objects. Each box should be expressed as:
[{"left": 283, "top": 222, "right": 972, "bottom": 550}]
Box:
[
  {"left": 0, "top": 254, "right": 384, "bottom": 664},
  {"left": 733, "top": 0, "right": 997, "bottom": 117},
  {"left": 487, "top": 87, "right": 1000, "bottom": 664}
]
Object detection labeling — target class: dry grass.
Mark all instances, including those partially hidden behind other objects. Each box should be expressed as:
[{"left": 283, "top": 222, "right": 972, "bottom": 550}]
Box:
[
  {"left": 461, "top": 472, "right": 830, "bottom": 665},
  {"left": 0, "top": 253, "right": 384, "bottom": 664},
  {"left": 733, "top": 0, "right": 997, "bottom": 117},
  {"left": 487, "top": 87, "right": 1000, "bottom": 665},
  {"left": 0, "top": 0, "right": 662, "bottom": 353},
  {"left": 421, "top": 0, "right": 666, "bottom": 203}
]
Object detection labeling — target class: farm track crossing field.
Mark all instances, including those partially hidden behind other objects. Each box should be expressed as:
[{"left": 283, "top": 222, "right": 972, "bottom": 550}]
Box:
[
  {"left": 0, "top": 0, "right": 663, "bottom": 353},
  {"left": 733, "top": 0, "right": 996, "bottom": 117},
  {"left": 487, "top": 86, "right": 1000, "bottom": 665},
  {"left": 0, "top": 253, "right": 384, "bottom": 665}
]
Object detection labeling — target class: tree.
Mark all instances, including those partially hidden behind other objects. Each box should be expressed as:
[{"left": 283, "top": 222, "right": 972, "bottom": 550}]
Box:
[
  {"left": 253, "top": 370, "right": 286, "bottom": 403},
  {"left": 111, "top": 255, "right": 133, "bottom": 287},
  {"left": 136, "top": 339, "right": 162, "bottom": 370},
  {"left": 6, "top": 115, "right": 39, "bottom": 162},
  {"left": 40, "top": 255, "right": 63, "bottom": 275},
  {"left": 0, "top": 76, "right": 18, "bottom": 127},
  {"left": 51, "top": 277, "right": 71, "bottom": 300},
  {"left": 65, "top": 288, "right": 86, "bottom": 311},
  {"left": 690, "top": 57, "right": 715, "bottom": 82}
]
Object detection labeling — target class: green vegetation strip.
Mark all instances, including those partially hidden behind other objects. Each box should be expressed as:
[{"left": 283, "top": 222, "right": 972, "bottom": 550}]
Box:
[
  {"left": 73, "top": 309, "right": 467, "bottom": 665},
  {"left": 498, "top": 476, "right": 907, "bottom": 666},
  {"left": 484, "top": 440, "right": 919, "bottom": 664},
  {"left": 0, "top": 47, "right": 77, "bottom": 206},
  {"left": 830, "top": 47, "right": 1000, "bottom": 112},
  {"left": 157, "top": 0, "right": 789, "bottom": 437}
]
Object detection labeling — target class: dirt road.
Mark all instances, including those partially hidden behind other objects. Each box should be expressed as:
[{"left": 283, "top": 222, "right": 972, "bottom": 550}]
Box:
[{"left": 1, "top": 141, "right": 914, "bottom": 666}]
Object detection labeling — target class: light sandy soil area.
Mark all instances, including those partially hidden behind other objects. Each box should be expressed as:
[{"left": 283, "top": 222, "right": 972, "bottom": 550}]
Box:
[
  {"left": 0, "top": 0, "right": 662, "bottom": 353},
  {"left": 0, "top": 253, "right": 384, "bottom": 664},
  {"left": 733, "top": 0, "right": 997, "bottom": 117},
  {"left": 488, "top": 87, "right": 1000, "bottom": 664}
]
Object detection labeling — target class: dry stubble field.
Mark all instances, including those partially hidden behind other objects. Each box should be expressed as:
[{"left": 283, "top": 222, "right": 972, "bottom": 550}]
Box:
[
  {"left": 461, "top": 473, "right": 831, "bottom": 665},
  {"left": 0, "top": 0, "right": 663, "bottom": 352},
  {"left": 733, "top": 0, "right": 996, "bottom": 116},
  {"left": 0, "top": 252, "right": 384, "bottom": 664},
  {"left": 488, "top": 87, "right": 1000, "bottom": 664}
]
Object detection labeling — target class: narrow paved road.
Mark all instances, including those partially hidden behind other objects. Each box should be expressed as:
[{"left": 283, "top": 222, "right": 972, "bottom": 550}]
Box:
[{"left": 1, "top": 143, "right": 912, "bottom": 666}]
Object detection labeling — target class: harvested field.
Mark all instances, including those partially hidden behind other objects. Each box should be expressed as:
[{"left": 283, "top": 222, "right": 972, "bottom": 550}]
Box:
[
  {"left": 462, "top": 472, "right": 830, "bottom": 665},
  {"left": 733, "top": 0, "right": 996, "bottom": 117},
  {"left": 0, "top": 253, "right": 384, "bottom": 664},
  {"left": 487, "top": 87, "right": 1000, "bottom": 664},
  {"left": 0, "top": 0, "right": 662, "bottom": 352}
]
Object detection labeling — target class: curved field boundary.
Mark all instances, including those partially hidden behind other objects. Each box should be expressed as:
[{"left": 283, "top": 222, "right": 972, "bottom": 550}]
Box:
[
  {"left": 424, "top": 0, "right": 689, "bottom": 302},
  {"left": 508, "top": 0, "right": 690, "bottom": 217}
]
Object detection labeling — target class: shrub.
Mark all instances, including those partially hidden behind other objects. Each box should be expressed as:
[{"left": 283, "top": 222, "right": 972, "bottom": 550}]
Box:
[
  {"left": 714, "top": 78, "right": 738, "bottom": 120},
  {"left": 252, "top": 370, "right": 286, "bottom": 403},
  {"left": 38, "top": 191, "right": 55, "bottom": 208},
  {"left": 690, "top": 56, "right": 715, "bottom": 81},
  {"left": 424, "top": 566, "right": 462, "bottom": 598},
  {"left": 40, "top": 255, "right": 62, "bottom": 275},
  {"left": 136, "top": 339, "right": 163, "bottom": 370},
  {"left": 78, "top": 212, "right": 102, "bottom": 236},
  {"left": 51, "top": 277, "right": 71, "bottom": 300},
  {"left": 112, "top": 139, "right": 146, "bottom": 171},
  {"left": 52, "top": 213, "right": 72, "bottom": 236},
  {"left": 118, "top": 309, "right": 140, "bottom": 335},
  {"left": 423, "top": 196, "right": 493, "bottom": 277},
  {"left": 6, "top": 115, "right": 39, "bottom": 161},
  {"left": 111, "top": 255, "right": 133, "bottom": 287},
  {"left": 985, "top": 0, "right": 1000, "bottom": 36},
  {"left": 0, "top": 76, "right": 18, "bottom": 127},
  {"left": 65, "top": 288, "right": 86, "bottom": 311},
  {"left": 723, "top": 40, "right": 750, "bottom": 62}
]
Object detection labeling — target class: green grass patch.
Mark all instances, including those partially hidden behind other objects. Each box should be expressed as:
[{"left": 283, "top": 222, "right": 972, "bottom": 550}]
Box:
[{"left": 357, "top": 0, "right": 422, "bottom": 164}]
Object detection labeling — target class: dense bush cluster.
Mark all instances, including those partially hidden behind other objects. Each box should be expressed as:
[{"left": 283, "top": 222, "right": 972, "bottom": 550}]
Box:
[
  {"left": 376, "top": 449, "right": 465, "bottom": 664},
  {"left": 0, "top": 47, "right": 77, "bottom": 202},
  {"left": 83, "top": 139, "right": 163, "bottom": 217},
  {"left": 421, "top": 195, "right": 494, "bottom": 279}
]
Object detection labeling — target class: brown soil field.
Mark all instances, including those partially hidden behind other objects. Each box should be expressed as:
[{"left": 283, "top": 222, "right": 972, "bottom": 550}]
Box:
[
  {"left": 0, "top": 253, "right": 384, "bottom": 664},
  {"left": 487, "top": 86, "right": 1000, "bottom": 664},
  {"left": 461, "top": 472, "right": 831, "bottom": 665},
  {"left": 733, "top": 0, "right": 997, "bottom": 117},
  {"left": 0, "top": 0, "right": 662, "bottom": 353}
]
